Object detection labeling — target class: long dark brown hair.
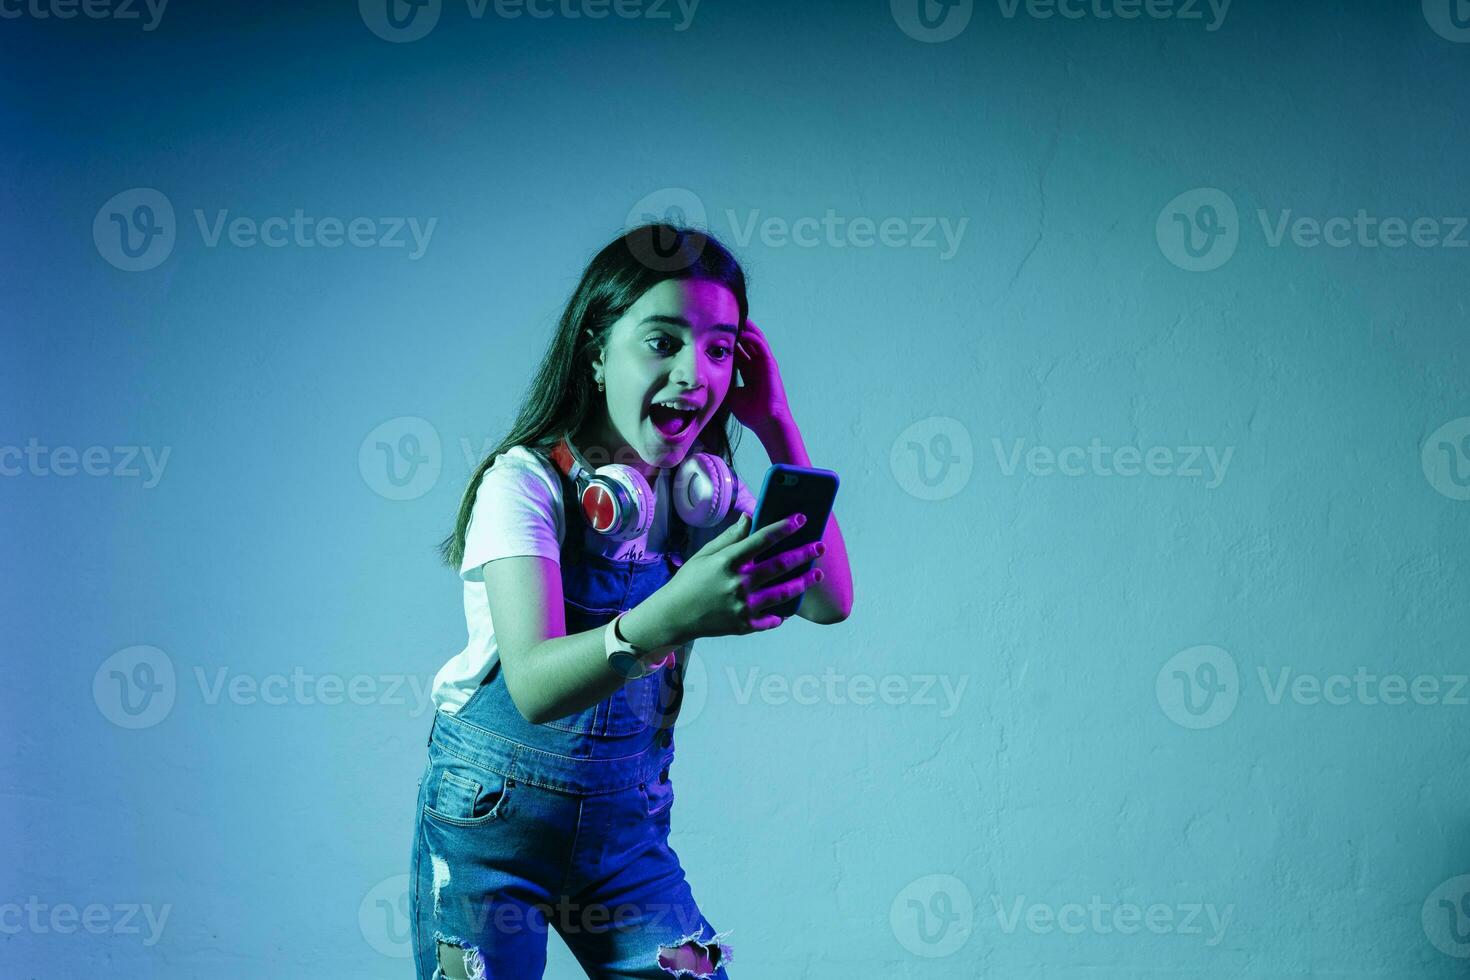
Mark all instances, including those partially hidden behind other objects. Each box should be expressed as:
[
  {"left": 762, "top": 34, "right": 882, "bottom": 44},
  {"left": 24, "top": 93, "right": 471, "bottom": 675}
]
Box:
[{"left": 437, "top": 223, "right": 750, "bottom": 569}]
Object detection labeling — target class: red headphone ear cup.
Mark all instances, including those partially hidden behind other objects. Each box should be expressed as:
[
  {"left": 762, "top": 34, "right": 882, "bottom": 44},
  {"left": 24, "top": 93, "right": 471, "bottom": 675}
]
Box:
[
  {"left": 671, "top": 453, "right": 734, "bottom": 528},
  {"left": 589, "top": 465, "right": 656, "bottom": 541},
  {"left": 578, "top": 479, "right": 622, "bottom": 535}
]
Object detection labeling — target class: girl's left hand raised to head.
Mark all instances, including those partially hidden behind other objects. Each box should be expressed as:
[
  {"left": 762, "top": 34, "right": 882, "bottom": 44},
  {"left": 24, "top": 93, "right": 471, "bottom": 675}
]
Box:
[{"left": 724, "top": 319, "right": 794, "bottom": 435}]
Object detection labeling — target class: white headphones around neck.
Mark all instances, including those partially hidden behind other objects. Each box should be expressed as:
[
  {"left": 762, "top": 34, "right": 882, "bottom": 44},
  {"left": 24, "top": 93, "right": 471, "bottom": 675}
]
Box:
[{"left": 545, "top": 435, "right": 734, "bottom": 543}]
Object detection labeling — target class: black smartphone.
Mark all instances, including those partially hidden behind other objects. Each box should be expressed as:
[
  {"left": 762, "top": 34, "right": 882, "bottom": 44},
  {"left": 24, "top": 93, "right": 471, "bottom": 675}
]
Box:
[{"left": 746, "top": 463, "right": 840, "bottom": 619}]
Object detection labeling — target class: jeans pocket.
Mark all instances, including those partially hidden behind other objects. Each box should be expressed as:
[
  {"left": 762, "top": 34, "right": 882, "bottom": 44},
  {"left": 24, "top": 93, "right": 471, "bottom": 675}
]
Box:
[
  {"left": 423, "top": 765, "right": 513, "bottom": 827},
  {"left": 643, "top": 769, "right": 674, "bottom": 817}
]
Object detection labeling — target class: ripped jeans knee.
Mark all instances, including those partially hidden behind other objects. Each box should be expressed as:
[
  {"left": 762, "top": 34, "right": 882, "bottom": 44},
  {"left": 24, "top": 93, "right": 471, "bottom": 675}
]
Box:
[
  {"left": 435, "top": 935, "right": 487, "bottom": 980},
  {"left": 656, "top": 927, "right": 736, "bottom": 978}
]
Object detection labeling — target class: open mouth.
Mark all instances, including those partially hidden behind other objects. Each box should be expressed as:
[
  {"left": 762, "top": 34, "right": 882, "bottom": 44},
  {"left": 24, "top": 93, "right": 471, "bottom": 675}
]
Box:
[{"left": 649, "top": 403, "right": 699, "bottom": 439}]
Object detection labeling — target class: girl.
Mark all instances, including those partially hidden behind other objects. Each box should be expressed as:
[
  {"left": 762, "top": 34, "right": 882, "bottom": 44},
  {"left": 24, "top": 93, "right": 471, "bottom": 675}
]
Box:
[{"left": 410, "top": 223, "right": 854, "bottom": 979}]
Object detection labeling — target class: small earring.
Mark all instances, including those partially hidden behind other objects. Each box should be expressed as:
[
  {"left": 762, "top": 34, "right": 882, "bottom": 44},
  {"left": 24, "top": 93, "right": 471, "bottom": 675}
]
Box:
[{"left": 596, "top": 379, "right": 605, "bottom": 392}]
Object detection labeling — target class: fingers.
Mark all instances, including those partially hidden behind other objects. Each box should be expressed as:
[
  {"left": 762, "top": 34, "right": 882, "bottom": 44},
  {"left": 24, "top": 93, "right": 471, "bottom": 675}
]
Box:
[
  {"left": 736, "top": 320, "right": 768, "bottom": 361},
  {"left": 746, "top": 566, "right": 824, "bottom": 614},
  {"left": 724, "top": 512, "right": 808, "bottom": 561},
  {"left": 744, "top": 539, "right": 825, "bottom": 588}
]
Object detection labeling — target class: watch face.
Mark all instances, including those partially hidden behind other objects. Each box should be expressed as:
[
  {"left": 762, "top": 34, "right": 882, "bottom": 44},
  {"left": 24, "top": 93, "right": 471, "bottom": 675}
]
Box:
[{"left": 608, "top": 650, "right": 643, "bottom": 679}]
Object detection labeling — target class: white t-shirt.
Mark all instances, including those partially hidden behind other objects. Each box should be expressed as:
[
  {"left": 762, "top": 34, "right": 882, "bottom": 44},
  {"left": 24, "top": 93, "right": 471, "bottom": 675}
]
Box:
[{"left": 430, "top": 445, "right": 758, "bottom": 715}]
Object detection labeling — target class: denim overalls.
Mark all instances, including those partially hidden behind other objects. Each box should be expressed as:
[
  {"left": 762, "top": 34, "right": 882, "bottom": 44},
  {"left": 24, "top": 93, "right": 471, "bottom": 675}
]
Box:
[{"left": 410, "top": 465, "right": 734, "bottom": 980}]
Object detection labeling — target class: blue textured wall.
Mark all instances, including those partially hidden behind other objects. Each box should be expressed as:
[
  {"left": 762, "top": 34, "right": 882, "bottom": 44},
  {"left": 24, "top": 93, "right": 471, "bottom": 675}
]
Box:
[{"left": 4, "top": 1, "right": 1469, "bottom": 976}]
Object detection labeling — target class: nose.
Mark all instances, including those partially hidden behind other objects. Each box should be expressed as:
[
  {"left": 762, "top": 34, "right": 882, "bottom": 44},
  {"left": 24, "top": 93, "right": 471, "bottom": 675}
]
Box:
[{"left": 667, "top": 344, "right": 707, "bottom": 393}]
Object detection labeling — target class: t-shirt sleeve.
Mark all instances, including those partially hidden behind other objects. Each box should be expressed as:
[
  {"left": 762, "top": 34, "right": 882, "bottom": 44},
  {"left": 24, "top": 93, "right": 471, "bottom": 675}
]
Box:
[{"left": 459, "top": 450, "right": 564, "bottom": 582}]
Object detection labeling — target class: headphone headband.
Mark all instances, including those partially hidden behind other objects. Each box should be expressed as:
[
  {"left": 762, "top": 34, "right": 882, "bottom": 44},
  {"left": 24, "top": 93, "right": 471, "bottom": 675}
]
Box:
[{"left": 546, "top": 437, "right": 589, "bottom": 485}]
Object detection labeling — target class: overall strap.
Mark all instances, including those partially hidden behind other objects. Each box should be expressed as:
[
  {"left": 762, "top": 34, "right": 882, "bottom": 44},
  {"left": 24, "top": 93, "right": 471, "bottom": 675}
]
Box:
[
  {"left": 554, "top": 464, "right": 587, "bottom": 565},
  {"left": 664, "top": 474, "right": 690, "bottom": 569}
]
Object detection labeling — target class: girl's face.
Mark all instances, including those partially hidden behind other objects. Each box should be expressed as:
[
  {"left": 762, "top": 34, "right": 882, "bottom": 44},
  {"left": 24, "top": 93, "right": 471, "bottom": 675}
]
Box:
[{"left": 582, "top": 277, "right": 741, "bottom": 480}]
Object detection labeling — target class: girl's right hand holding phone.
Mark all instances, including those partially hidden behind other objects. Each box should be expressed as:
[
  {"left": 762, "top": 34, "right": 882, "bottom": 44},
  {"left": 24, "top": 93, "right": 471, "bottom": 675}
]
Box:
[{"left": 636, "top": 512, "right": 826, "bottom": 645}]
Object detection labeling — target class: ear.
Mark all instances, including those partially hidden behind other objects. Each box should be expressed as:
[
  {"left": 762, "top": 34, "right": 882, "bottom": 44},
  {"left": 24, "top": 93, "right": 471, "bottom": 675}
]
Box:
[{"left": 584, "top": 328, "right": 605, "bottom": 381}]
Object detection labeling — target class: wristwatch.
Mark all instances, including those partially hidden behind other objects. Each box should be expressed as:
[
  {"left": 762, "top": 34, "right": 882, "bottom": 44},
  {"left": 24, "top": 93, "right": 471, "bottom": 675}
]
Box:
[{"left": 603, "top": 611, "right": 675, "bottom": 680}]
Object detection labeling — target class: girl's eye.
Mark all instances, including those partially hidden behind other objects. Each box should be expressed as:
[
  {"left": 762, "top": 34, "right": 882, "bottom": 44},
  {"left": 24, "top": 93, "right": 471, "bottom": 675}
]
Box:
[{"left": 645, "top": 337, "right": 733, "bottom": 361}]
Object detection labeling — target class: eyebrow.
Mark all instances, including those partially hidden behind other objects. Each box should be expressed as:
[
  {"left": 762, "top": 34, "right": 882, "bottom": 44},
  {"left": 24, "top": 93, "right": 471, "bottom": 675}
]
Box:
[{"left": 638, "top": 314, "right": 740, "bottom": 336}]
